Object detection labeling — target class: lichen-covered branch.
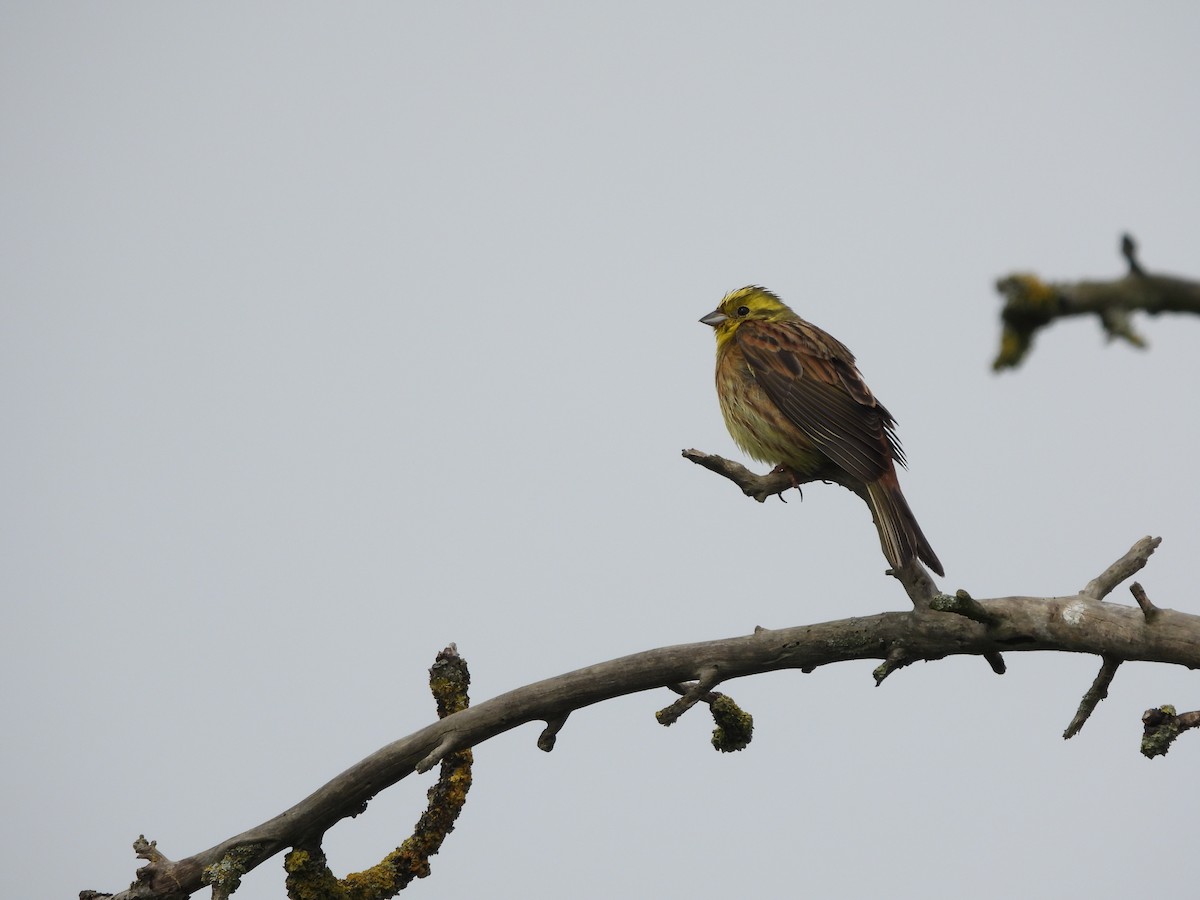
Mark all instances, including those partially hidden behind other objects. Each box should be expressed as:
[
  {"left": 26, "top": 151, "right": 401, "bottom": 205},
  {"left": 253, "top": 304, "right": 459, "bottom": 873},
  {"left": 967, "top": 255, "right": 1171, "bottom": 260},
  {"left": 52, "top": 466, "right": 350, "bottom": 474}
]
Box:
[
  {"left": 90, "top": 648, "right": 474, "bottom": 900},
  {"left": 930, "top": 589, "right": 999, "bottom": 625},
  {"left": 82, "top": 537, "right": 1195, "bottom": 899},
  {"left": 661, "top": 681, "right": 755, "bottom": 752},
  {"left": 1141, "top": 705, "right": 1200, "bottom": 759},
  {"left": 283, "top": 645, "right": 474, "bottom": 900},
  {"left": 992, "top": 234, "right": 1200, "bottom": 370}
]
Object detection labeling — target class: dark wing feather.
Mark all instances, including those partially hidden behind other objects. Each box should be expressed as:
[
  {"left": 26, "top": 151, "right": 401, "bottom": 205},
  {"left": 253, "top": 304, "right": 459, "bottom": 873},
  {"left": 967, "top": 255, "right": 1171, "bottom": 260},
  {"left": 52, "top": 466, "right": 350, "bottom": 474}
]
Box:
[{"left": 736, "top": 318, "right": 903, "bottom": 482}]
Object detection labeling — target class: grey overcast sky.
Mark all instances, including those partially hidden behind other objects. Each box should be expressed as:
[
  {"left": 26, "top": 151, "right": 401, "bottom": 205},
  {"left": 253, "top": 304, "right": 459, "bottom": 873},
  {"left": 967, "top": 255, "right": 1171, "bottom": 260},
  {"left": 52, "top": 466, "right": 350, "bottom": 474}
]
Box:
[{"left": 4, "top": 4, "right": 1199, "bottom": 898}]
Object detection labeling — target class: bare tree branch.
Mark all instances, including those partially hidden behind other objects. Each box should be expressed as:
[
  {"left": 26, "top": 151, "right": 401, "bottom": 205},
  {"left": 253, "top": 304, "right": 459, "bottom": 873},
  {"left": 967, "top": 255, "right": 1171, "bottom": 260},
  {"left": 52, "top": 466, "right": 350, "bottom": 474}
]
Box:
[
  {"left": 992, "top": 233, "right": 1200, "bottom": 370},
  {"left": 1063, "top": 654, "right": 1121, "bottom": 739},
  {"left": 83, "top": 537, "right": 1195, "bottom": 899},
  {"left": 1082, "top": 536, "right": 1161, "bottom": 599},
  {"left": 1130, "top": 581, "right": 1161, "bottom": 622},
  {"left": 681, "top": 448, "right": 938, "bottom": 608},
  {"left": 656, "top": 667, "right": 722, "bottom": 725}
]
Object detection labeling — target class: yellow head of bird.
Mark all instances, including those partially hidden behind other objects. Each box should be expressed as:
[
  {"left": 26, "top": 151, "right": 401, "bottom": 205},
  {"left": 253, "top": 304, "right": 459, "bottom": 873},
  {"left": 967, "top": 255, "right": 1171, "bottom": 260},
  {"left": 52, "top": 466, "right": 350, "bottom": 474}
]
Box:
[{"left": 700, "top": 286, "right": 796, "bottom": 349}]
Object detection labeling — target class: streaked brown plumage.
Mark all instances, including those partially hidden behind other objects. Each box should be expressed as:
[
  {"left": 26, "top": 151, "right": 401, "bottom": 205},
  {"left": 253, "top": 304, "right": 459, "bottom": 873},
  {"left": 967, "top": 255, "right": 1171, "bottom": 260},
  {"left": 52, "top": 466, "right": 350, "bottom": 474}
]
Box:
[{"left": 701, "top": 285, "right": 943, "bottom": 576}]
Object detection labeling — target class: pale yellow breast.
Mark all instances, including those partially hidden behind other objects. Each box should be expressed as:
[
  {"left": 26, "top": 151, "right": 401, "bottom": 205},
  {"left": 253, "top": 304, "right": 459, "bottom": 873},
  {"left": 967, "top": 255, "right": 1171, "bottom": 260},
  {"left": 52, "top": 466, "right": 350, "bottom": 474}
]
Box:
[{"left": 714, "top": 341, "right": 824, "bottom": 474}]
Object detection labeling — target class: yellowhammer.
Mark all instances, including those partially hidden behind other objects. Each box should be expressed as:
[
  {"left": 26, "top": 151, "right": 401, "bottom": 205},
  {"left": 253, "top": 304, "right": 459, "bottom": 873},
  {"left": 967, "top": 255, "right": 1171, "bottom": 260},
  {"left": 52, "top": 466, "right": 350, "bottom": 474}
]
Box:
[{"left": 701, "top": 285, "right": 944, "bottom": 576}]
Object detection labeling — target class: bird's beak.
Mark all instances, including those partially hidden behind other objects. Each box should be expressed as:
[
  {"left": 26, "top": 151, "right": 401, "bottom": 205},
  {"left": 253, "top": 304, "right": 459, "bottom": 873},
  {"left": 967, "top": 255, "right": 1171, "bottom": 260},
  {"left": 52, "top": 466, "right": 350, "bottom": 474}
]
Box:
[{"left": 699, "top": 309, "right": 728, "bottom": 327}]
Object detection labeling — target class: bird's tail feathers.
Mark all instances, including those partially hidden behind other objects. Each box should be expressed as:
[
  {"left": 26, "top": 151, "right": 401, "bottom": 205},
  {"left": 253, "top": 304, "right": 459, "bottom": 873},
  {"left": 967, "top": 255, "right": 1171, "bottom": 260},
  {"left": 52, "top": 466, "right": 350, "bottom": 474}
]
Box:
[{"left": 866, "top": 473, "right": 944, "bottom": 577}]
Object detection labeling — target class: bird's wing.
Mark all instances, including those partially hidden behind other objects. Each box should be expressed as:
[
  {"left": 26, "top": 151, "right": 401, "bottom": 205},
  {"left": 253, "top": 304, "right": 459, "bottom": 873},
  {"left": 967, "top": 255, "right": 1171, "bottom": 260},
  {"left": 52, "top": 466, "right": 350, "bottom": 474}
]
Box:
[{"left": 736, "top": 318, "right": 904, "bottom": 482}]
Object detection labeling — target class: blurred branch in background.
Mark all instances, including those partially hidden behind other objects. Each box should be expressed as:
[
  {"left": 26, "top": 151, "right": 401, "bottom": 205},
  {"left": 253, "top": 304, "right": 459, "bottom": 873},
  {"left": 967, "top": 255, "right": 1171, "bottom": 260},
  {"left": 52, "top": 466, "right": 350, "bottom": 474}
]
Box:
[{"left": 993, "top": 234, "right": 1200, "bottom": 370}]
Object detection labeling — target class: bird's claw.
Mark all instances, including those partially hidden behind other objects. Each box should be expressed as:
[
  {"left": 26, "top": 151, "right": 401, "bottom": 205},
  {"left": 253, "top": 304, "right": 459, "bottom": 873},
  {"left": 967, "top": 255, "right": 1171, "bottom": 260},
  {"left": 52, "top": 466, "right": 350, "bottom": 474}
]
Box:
[{"left": 768, "top": 465, "right": 803, "bottom": 502}]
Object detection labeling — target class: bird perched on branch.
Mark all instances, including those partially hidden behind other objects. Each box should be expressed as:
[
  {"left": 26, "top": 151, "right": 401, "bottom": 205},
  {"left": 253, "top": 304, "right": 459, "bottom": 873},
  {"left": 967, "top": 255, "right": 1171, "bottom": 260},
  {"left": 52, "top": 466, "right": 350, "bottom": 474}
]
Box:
[{"left": 700, "top": 285, "right": 943, "bottom": 576}]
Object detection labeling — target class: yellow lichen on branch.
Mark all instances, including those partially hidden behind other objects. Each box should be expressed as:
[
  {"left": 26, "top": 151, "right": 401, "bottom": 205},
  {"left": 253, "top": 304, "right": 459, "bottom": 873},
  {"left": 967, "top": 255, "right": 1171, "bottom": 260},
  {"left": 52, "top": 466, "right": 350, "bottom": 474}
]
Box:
[{"left": 285, "top": 646, "right": 474, "bottom": 900}]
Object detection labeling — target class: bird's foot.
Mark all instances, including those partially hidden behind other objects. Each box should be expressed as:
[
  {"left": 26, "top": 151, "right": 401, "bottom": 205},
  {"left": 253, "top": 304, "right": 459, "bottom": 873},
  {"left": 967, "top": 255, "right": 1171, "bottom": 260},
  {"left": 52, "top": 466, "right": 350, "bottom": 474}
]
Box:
[{"left": 769, "top": 465, "right": 803, "bottom": 502}]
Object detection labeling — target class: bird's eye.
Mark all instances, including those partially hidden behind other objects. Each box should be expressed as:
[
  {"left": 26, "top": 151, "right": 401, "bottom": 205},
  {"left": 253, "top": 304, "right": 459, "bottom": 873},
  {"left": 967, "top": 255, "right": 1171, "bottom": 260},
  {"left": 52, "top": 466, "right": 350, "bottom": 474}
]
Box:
[{"left": 736, "top": 306, "right": 750, "bottom": 317}]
